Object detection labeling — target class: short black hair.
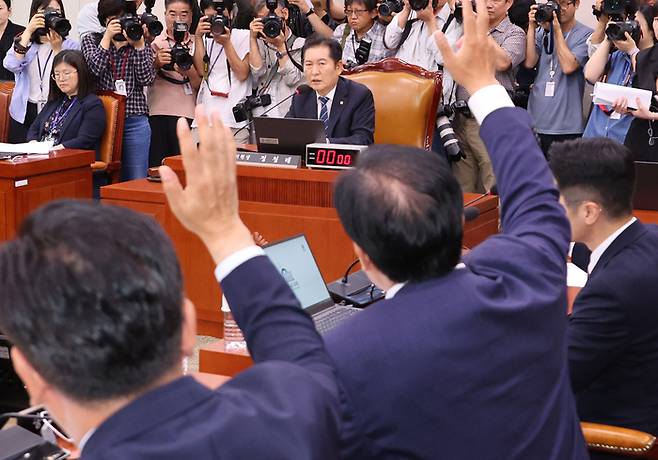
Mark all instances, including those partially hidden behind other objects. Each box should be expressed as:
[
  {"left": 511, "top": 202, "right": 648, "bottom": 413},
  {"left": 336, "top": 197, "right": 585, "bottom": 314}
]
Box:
[
  {"left": 334, "top": 145, "right": 463, "bottom": 283},
  {"left": 549, "top": 138, "right": 635, "bottom": 219},
  {"left": 638, "top": 3, "right": 658, "bottom": 42},
  {"left": 0, "top": 200, "right": 184, "bottom": 402},
  {"left": 30, "top": 0, "right": 66, "bottom": 18},
  {"left": 302, "top": 35, "right": 343, "bottom": 63},
  {"left": 97, "top": 0, "right": 126, "bottom": 26},
  {"left": 345, "top": 0, "right": 377, "bottom": 11},
  {"left": 48, "top": 50, "right": 95, "bottom": 102}
]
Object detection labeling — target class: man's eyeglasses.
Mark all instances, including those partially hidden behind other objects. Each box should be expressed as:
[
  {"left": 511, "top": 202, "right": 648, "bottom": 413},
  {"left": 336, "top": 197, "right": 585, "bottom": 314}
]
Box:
[
  {"left": 166, "top": 11, "right": 191, "bottom": 20},
  {"left": 52, "top": 70, "right": 78, "bottom": 81},
  {"left": 344, "top": 8, "right": 369, "bottom": 16}
]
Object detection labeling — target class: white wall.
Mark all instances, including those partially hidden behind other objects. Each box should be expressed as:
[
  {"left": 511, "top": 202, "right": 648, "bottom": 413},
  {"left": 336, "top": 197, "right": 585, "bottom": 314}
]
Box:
[{"left": 10, "top": 0, "right": 166, "bottom": 39}]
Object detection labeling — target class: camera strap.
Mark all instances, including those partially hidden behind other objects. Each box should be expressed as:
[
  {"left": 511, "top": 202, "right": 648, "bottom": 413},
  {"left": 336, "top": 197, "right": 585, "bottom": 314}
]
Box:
[
  {"left": 383, "top": 18, "right": 419, "bottom": 51},
  {"left": 259, "top": 34, "right": 299, "bottom": 95},
  {"left": 158, "top": 69, "right": 190, "bottom": 85},
  {"left": 109, "top": 46, "right": 131, "bottom": 81},
  {"left": 204, "top": 37, "right": 230, "bottom": 97},
  {"left": 542, "top": 23, "right": 555, "bottom": 55},
  {"left": 340, "top": 24, "right": 352, "bottom": 49}
]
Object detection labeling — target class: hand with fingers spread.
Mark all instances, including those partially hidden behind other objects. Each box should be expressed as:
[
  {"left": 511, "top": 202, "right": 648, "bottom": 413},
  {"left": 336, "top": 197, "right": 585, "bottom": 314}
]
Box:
[
  {"left": 432, "top": 0, "right": 497, "bottom": 95},
  {"left": 159, "top": 106, "right": 255, "bottom": 264}
]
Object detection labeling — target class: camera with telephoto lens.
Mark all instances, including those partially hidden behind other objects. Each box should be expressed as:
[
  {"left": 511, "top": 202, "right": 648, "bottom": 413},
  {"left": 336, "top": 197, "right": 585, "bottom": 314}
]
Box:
[
  {"left": 535, "top": 0, "right": 561, "bottom": 23},
  {"left": 206, "top": 0, "right": 233, "bottom": 36},
  {"left": 262, "top": 0, "right": 284, "bottom": 38},
  {"left": 35, "top": 7, "right": 72, "bottom": 38},
  {"left": 164, "top": 22, "right": 193, "bottom": 71},
  {"left": 436, "top": 104, "right": 464, "bottom": 162},
  {"left": 233, "top": 93, "right": 272, "bottom": 122},
  {"left": 119, "top": 0, "right": 144, "bottom": 40},
  {"left": 141, "top": 0, "right": 164, "bottom": 37},
  {"left": 378, "top": 0, "right": 404, "bottom": 16},
  {"left": 606, "top": 19, "right": 641, "bottom": 42},
  {"left": 593, "top": 0, "right": 634, "bottom": 18},
  {"left": 454, "top": 0, "right": 476, "bottom": 22}
]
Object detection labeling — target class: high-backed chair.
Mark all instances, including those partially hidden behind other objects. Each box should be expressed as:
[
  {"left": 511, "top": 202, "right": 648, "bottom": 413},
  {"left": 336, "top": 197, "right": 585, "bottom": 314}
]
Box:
[
  {"left": 0, "top": 81, "right": 15, "bottom": 143},
  {"left": 93, "top": 90, "right": 126, "bottom": 184},
  {"left": 582, "top": 422, "right": 658, "bottom": 459},
  {"left": 342, "top": 58, "right": 442, "bottom": 150}
]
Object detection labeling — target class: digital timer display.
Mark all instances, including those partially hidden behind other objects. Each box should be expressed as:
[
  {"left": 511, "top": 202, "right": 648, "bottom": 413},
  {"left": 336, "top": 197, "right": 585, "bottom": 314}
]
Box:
[{"left": 305, "top": 143, "right": 367, "bottom": 170}]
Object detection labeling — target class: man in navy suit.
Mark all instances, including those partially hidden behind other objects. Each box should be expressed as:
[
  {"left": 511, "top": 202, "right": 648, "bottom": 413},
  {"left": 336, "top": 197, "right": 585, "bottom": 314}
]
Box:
[
  {"left": 286, "top": 36, "right": 375, "bottom": 145},
  {"left": 320, "top": 2, "right": 589, "bottom": 457},
  {"left": 0, "top": 108, "right": 342, "bottom": 459},
  {"left": 550, "top": 139, "right": 658, "bottom": 446}
]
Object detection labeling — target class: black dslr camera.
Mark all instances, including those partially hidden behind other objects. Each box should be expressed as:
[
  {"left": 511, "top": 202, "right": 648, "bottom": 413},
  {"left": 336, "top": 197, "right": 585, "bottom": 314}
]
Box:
[
  {"left": 378, "top": 0, "right": 404, "bottom": 16},
  {"left": 436, "top": 104, "right": 464, "bottom": 162},
  {"left": 141, "top": 0, "right": 164, "bottom": 37},
  {"left": 454, "top": 0, "right": 476, "bottom": 22},
  {"left": 233, "top": 93, "right": 272, "bottom": 122},
  {"left": 119, "top": 0, "right": 145, "bottom": 40},
  {"left": 606, "top": 19, "right": 641, "bottom": 42},
  {"left": 593, "top": 0, "right": 635, "bottom": 18},
  {"left": 535, "top": 0, "right": 561, "bottom": 23},
  {"left": 346, "top": 39, "right": 371, "bottom": 68},
  {"left": 262, "top": 0, "right": 284, "bottom": 38},
  {"left": 206, "top": 0, "right": 233, "bottom": 36},
  {"left": 164, "top": 22, "right": 193, "bottom": 71},
  {"left": 35, "top": 7, "right": 71, "bottom": 38}
]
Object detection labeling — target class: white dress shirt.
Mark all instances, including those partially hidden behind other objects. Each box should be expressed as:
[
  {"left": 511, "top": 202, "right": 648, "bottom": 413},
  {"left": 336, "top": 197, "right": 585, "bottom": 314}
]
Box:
[
  {"left": 587, "top": 217, "right": 637, "bottom": 274},
  {"left": 316, "top": 85, "right": 337, "bottom": 119}
]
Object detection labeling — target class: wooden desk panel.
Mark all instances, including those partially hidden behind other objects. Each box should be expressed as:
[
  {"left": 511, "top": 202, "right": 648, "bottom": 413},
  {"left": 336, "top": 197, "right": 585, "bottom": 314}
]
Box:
[
  {"left": 102, "top": 160, "right": 499, "bottom": 337},
  {"left": 0, "top": 150, "right": 94, "bottom": 241}
]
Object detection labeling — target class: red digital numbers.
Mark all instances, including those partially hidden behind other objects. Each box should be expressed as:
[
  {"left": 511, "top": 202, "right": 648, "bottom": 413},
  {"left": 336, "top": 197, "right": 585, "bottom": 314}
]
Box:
[{"left": 314, "top": 149, "right": 353, "bottom": 167}]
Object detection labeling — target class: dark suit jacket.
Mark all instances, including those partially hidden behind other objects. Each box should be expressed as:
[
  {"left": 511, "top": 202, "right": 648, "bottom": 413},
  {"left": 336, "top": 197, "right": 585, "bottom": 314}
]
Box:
[
  {"left": 27, "top": 94, "right": 106, "bottom": 159},
  {"left": 0, "top": 21, "right": 26, "bottom": 82},
  {"left": 286, "top": 77, "right": 375, "bottom": 145},
  {"left": 81, "top": 256, "right": 341, "bottom": 459},
  {"left": 324, "top": 108, "right": 589, "bottom": 459},
  {"left": 569, "top": 220, "right": 658, "bottom": 440}
]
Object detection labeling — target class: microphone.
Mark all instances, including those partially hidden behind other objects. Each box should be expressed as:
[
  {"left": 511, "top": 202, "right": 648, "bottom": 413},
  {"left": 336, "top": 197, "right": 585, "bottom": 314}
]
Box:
[
  {"left": 464, "top": 206, "right": 480, "bottom": 222},
  {"left": 233, "top": 84, "right": 312, "bottom": 138}
]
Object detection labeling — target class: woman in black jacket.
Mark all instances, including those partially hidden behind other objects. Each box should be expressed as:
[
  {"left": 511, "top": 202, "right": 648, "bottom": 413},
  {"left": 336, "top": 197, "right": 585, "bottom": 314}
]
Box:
[{"left": 27, "top": 49, "right": 106, "bottom": 158}]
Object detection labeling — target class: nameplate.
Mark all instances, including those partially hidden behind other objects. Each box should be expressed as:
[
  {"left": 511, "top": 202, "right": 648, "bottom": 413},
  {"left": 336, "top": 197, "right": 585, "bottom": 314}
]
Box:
[{"left": 235, "top": 152, "right": 301, "bottom": 169}]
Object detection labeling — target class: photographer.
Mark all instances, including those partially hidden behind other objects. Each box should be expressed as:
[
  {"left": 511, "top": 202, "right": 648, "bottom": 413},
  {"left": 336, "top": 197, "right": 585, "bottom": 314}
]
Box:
[
  {"left": 3, "top": 0, "right": 78, "bottom": 144},
  {"left": 194, "top": 0, "right": 252, "bottom": 143},
  {"left": 81, "top": 0, "right": 157, "bottom": 180},
  {"left": 333, "top": 0, "right": 393, "bottom": 68},
  {"left": 450, "top": 0, "right": 525, "bottom": 193},
  {"left": 524, "top": 0, "right": 592, "bottom": 157},
  {"left": 248, "top": 0, "right": 305, "bottom": 118},
  {"left": 149, "top": 0, "right": 201, "bottom": 167},
  {"left": 286, "top": 0, "right": 338, "bottom": 38},
  {"left": 582, "top": 3, "right": 654, "bottom": 142}
]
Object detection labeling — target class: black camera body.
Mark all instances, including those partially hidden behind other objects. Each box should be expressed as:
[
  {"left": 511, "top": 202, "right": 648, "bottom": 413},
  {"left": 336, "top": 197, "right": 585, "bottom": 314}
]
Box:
[
  {"left": 207, "top": 0, "right": 232, "bottom": 36},
  {"left": 436, "top": 104, "right": 463, "bottom": 162},
  {"left": 36, "top": 7, "right": 71, "bottom": 38},
  {"left": 535, "top": 0, "right": 561, "bottom": 23},
  {"left": 454, "top": 0, "right": 476, "bottom": 22},
  {"left": 119, "top": 0, "right": 144, "bottom": 41},
  {"left": 140, "top": 0, "right": 163, "bottom": 36},
  {"left": 233, "top": 94, "right": 272, "bottom": 123},
  {"left": 262, "top": 0, "right": 284, "bottom": 38},
  {"left": 606, "top": 19, "right": 641, "bottom": 42},
  {"left": 378, "top": 0, "right": 404, "bottom": 16},
  {"left": 593, "top": 0, "right": 634, "bottom": 18},
  {"left": 164, "top": 22, "right": 193, "bottom": 71}
]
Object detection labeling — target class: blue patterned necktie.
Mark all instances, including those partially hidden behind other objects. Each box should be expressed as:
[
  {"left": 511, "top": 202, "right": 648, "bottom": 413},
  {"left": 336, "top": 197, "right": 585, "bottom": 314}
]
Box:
[{"left": 319, "top": 96, "right": 330, "bottom": 135}]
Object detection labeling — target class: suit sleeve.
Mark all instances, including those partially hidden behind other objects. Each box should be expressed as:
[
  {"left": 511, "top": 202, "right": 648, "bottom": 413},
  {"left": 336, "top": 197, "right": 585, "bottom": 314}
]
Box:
[
  {"left": 568, "top": 286, "right": 630, "bottom": 392},
  {"left": 221, "top": 255, "right": 338, "bottom": 390},
  {"left": 330, "top": 88, "right": 375, "bottom": 145},
  {"left": 61, "top": 98, "right": 107, "bottom": 150}
]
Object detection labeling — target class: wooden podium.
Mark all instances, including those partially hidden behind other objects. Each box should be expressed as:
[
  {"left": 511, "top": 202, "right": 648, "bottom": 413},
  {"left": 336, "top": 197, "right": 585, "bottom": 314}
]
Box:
[
  {"left": 0, "top": 149, "right": 94, "bottom": 241},
  {"left": 101, "top": 157, "right": 499, "bottom": 337}
]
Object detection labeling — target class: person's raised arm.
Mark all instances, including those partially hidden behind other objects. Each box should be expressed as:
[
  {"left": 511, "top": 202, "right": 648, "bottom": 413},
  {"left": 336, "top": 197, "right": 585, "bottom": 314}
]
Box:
[
  {"left": 584, "top": 38, "right": 611, "bottom": 83},
  {"left": 219, "top": 29, "right": 250, "bottom": 82},
  {"left": 551, "top": 14, "right": 581, "bottom": 74},
  {"left": 524, "top": 6, "right": 540, "bottom": 69}
]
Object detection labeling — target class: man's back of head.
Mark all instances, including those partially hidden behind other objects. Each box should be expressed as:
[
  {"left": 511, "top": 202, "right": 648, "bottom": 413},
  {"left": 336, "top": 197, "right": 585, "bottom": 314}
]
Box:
[
  {"left": 0, "top": 200, "right": 184, "bottom": 405},
  {"left": 333, "top": 144, "right": 463, "bottom": 284}
]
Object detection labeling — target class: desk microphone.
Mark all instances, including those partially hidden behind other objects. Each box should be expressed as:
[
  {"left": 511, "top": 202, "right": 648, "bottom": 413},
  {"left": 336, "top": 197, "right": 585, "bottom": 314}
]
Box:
[{"left": 233, "top": 84, "right": 312, "bottom": 138}]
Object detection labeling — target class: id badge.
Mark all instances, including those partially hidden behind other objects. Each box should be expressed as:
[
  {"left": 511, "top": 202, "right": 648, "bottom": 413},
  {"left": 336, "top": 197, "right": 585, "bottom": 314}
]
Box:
[
  {"left": 183, "top": 82, "right": 193, "bottom": 96},
  {"left": 610, "top": 111, "right": 622, "bottom": 120},
  {"left": 545, "top": 81, "right": 556, "bottom": 97},
  {"left": 115, "top": 79, "right": 128, "bottom": 96},
  {"left": 37, "top": 98, "right": 46, "bottom": 112}
]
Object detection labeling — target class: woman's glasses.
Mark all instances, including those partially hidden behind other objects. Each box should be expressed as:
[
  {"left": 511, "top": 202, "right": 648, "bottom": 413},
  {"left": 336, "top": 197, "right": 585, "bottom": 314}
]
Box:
[{"left": 52, "top": 70, "right": 78, "bottom": 81}]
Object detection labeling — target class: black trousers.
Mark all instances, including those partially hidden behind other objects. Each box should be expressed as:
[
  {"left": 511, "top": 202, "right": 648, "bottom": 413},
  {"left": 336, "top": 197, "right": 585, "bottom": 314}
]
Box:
[
  {"left": 148, "top": 115, "right": 193, "bottom": 168},
  {"left": 8, "top": 102, "right": 38, "bottom": 144},
  {"left": 537, "top": 133, "right": 581, "bottom": 160}
]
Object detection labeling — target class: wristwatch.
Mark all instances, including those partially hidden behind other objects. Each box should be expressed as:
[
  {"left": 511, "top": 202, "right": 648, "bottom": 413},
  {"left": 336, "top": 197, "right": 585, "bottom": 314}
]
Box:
[{"left": 305, "top": 8, "right": 315, "bottom": 16}]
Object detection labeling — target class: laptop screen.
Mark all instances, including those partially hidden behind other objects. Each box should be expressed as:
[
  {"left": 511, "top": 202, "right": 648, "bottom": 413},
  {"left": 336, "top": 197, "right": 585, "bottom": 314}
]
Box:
[{"left": 264, "top": 235, "right": 332, "bottom": 310}]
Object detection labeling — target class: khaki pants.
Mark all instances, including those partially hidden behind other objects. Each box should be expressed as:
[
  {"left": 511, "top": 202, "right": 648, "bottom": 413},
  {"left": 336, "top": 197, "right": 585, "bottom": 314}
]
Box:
[{"left": 451, "top": 112, "right": 496, "bottom": 194}]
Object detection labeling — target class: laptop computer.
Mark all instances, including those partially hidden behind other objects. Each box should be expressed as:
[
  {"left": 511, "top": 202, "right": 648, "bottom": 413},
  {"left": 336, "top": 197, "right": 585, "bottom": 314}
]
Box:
[
  {"left": 253, "top": 117, "right": 326, "bottom": 156},
  {"left": 263, "top": 234, "right": 361, "bottom": 335},
  {"left": 634, "top": 161, "right": 658, "bottom": 211}
]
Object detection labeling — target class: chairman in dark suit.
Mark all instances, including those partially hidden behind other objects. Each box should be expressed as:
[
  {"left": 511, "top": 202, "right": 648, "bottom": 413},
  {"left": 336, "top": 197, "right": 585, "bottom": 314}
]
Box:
[
  {"left": 0, "top": 109, "right": 341, "bottom": 458},
  {"left": 286, "top": 36, "right": 375, "bottom": 145},
  {"left": 550, "top": 139, "right": 658, "bottom": 454},
  {"left": 321, "top": 3, "right": 588, "bottom": 458}
]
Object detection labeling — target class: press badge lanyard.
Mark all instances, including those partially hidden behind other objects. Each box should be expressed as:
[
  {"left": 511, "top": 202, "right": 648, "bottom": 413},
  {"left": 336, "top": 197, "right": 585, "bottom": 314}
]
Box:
[
  {"left": 204, "top": 38, "right": 230, "bottom": 98},
  {"left": 545, "top": 29, "right": 572, "bottom": 98},
  {"left": 36, "top": 48, "right": 54, "bottom": 111},
  {"left": 110, "top": 47, "right": 131, "bottom": 96},
  {"left": 43, "top": 97, "right": 78, "bottom": 140}
]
